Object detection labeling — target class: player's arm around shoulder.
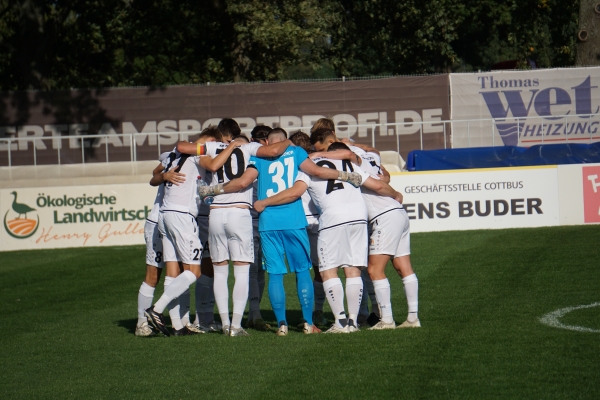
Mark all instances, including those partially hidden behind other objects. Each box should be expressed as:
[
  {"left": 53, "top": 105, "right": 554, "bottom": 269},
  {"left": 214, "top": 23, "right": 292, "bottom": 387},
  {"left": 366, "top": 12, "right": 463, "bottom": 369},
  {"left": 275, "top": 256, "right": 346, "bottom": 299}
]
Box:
[
  {"left": 362, "top": 175, "right": 403, "bottom": 203},
  {"left": 223, "top": 167, "right": 259, "bottom": 193},
  {"left": 253, "top": 180, "right": 308, "bottom": 213},
  {"left": 200, "top": 141, "right": 240, "bottom": 172},
  {"left": 255, "top": 139, "right": 292, "bottom": 158},
  {"left": 149, "top": 162, "right": 185, "bottom": 187}
]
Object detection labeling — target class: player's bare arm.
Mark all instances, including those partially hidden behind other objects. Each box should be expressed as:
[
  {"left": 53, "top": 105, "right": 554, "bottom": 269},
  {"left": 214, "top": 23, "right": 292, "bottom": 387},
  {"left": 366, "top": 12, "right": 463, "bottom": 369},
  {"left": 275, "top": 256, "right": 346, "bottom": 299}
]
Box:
[
  {"left": 222, "top": 168, "right": 258, "bottom": 193},
  {"left": 362, "top": 176, "right": 403, "bottom": 203},
  {"left": 379, "top": 165, "right": 391, "bottom": 183},
  {"left": 149, "top": 163, "right": 186, "bottom": 187},
  {"left": 299, "top": 158, "right": 362, "bottom": 187},
  {"left": 255, "top": 139, "right": 293, "bottom": 158},
  {"left": 253, "top": 181, "right": 308, "bottom": 213},
  {"left": 339, "top": 138, "right": 380, "bottom": 155},
  {"left": 310, "top": 149, "right": 362, "bottom": 166},
  {"left": 200, "top": 141, "right": 241, "bottom": 172}
]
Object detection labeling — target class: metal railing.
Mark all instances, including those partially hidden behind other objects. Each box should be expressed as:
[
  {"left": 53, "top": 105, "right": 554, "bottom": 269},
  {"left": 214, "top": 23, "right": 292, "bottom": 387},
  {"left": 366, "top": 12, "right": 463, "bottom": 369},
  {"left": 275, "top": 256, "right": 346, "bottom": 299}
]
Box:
[{"left": 1, "top": 113, "right": 599, "bottom": 167}]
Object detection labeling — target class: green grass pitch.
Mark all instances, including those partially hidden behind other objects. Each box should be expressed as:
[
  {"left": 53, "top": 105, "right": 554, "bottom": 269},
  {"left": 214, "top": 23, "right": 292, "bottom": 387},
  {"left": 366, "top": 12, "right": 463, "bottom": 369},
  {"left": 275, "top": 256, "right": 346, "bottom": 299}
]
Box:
[{"left": 1, "top": 225, "right": 599, "bottom": 399}]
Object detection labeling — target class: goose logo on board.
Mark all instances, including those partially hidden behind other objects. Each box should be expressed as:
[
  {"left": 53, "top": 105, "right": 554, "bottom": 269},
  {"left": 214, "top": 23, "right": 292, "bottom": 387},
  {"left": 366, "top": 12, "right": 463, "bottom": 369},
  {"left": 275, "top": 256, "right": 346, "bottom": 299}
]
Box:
[{"left": 4, "top": 191, "right": 39, "bottom": 239}]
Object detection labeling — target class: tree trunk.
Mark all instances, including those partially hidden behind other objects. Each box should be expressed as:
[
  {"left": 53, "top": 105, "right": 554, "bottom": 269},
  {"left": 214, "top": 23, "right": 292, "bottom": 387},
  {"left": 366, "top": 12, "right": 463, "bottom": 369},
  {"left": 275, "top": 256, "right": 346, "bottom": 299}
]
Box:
[{"left": 576, "top": 0, "right": 600, "bottom": 66}]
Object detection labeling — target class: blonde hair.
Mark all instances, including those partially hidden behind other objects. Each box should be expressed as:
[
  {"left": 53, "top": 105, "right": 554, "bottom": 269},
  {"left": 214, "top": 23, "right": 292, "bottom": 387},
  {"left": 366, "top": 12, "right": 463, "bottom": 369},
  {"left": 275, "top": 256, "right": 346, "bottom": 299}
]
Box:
[{"left": 310, "top": 118, "right": 335, "bottom": 134}]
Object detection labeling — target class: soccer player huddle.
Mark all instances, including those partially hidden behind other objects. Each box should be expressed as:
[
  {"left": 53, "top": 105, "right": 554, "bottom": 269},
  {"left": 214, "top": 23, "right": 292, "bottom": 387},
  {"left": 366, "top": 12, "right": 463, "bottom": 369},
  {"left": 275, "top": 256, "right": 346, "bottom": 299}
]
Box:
[{"left": 135, "top": 118, "right": 420, "bottom": 337}]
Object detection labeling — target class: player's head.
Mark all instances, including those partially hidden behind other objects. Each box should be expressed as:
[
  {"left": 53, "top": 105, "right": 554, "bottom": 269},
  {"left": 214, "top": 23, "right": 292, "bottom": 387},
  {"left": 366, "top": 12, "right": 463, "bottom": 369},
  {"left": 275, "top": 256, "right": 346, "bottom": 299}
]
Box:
[
  {"left": 267, "top": 127, "right": 287, "bottom": 144},
  {"left": 310, "top": 118, "right": 335, "bottom": 134},
  {"left": 250, "top": 125, "right": 272, "bottom": 145},
  {"left": 289, "top": 131, "right": 312, "bottom": 153},
  {"left": 196, "top": 126, "right": 222, "bottom": 143},
  {"left": 234, "top": 135, "right": 250, "bottom": 144},
  {"left": 310, "top": 127, "right": 337, "bottom": 152},
  {"left": 327, "top": 141, "right": 350, "bottom": 152},
  {"left": 218, "top": 118, "right": 241, "bottom": 142}
]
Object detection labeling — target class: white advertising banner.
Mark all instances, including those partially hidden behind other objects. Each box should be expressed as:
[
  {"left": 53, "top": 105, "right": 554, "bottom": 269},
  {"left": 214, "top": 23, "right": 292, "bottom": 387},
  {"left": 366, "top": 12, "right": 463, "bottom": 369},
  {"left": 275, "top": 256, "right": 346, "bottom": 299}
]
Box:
[
  {"left": 390, "top": 166, "right": 560, "bottom": 233},
  {"left": 1, "top": 184, "right": 156, "bottom": 251},
  {"left": 450, "top": 67, "right": 600, "bottom": 148}
]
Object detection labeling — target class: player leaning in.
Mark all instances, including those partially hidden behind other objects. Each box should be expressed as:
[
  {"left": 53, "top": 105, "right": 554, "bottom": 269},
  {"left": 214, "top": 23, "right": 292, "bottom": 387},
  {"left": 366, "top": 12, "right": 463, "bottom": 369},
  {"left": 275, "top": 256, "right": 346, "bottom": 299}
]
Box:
[
  {"left": 135, "top": 152, "right": 185, "bottom": 336},
  {"left": 199, "top": 127, "right": 365, "bottom": 335},
  {"left": 252, "top": 141, "right": 404, "bottom": 333},
  {"left": 144, "top": 128, "right": 226, "bottom": 336}
]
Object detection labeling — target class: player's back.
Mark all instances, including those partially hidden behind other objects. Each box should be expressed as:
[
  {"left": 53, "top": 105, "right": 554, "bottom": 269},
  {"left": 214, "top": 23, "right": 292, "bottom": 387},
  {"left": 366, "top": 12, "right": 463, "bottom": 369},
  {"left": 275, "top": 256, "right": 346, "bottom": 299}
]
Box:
[
  {"left": 305, "top": 157, "right": 369, "bottom": 231},
  {"left": 160, "top": 149, "right": 202, "bottom": 216},
  {"left": 358, "top": 152, "right": 403, "bottom": 220}
]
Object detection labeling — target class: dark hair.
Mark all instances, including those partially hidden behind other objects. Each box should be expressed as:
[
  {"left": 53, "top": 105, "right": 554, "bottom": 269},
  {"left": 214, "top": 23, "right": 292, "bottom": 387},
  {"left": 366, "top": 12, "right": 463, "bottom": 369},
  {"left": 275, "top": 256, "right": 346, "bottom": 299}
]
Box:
[
  {"left": 310, "top": 118, "right": 335, "bottom": 134},
  {"left": 310, "top": 127, "right": 335, "bottom": 145},
  {"left": 268, "top": 127, "right": 288, "bottom": 140},
  {"left": 198, "top": 126, "right": 223, "bottom": 142},
  {"left": 327, "top": 141, "right": 350, "bottom": 152},
  {"left": 218, "top": 118, "right": 241, "bottom": 138},
  {"left": 289, "top": 131, "right": 312, "bottom": 153},
  {"left": 250, "top": 125, "right": 272, "bottom": 141}
]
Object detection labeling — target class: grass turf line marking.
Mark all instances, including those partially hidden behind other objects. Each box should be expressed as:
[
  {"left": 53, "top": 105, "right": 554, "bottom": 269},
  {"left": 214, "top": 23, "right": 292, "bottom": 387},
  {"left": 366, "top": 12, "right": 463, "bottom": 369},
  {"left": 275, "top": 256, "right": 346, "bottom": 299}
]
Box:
[{"left": 538, "top": 302, "right": 600, "bottom": 333}]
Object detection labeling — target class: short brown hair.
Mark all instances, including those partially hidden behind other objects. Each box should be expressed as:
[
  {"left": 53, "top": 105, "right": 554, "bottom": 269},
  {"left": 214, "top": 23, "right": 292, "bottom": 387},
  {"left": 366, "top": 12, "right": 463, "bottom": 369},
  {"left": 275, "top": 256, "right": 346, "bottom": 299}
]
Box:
[
  {"left": 289, "top": 131, "right": 312, "bottom": 153},
  {"left": 310, "top": 118, "right": 335, "bottom": 134},
  {"left": 310, "top": 127, "right": 335, "bottom": 145},
  {"left": 198, "top": 126, "right": 222, "bottom": 142},
  {"left": 218, "top": 118, "right": 241, "bottom": 138}
]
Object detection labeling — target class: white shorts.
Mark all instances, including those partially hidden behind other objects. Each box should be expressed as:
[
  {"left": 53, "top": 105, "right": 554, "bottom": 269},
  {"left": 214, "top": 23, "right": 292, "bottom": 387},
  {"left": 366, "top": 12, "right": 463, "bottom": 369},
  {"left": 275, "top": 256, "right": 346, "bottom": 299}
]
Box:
[
  {"left": 306, "top": 216, "right": 319, "bottom": 267},
  {"left": 158, "top": 211, "right": 202, "bottom": 265},
  {"left": 208, "top": 208, "right": 254, "bottom": 263},
  {"left": 369, "top": 208, "right": 410, "bottom": 258},
  {"left": 318, "top": 222, "right": 368, "bottom": 271},
  {"left": 144, "top": 220, "right": 165, "bottom": 268},
  {"left": 197, "top": 216, "right": 211, "bottom": 259}
]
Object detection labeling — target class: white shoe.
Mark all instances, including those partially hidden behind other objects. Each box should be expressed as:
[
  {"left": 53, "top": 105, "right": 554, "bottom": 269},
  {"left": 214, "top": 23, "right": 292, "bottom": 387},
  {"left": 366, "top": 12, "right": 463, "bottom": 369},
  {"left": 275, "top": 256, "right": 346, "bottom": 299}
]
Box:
[
  {"left": 369, "top": 320, "right": 396, "bottom": 330},
  {"left": 222, "top": 325, "right": 231, "bottom": 335},
  {"left": 303, "top": 322, "right": 322, "bottom": 334},
  {"left": 186, "top": 323, "right": 206, "bottom": 334},
  {"left": 397, "top": 319, "right": 421, "bottom": 328},
  {"left": 276, "top": 324, "right": 288, "bottom": 336},
  {"left": 325, "top": 324, "right": 350, "bottom": 334},
  {"left": 229, "top": 326, "right": 250, "bottom": 337},
  {"left": 135, "top": 321, "right": 155, "bottom": 337}
]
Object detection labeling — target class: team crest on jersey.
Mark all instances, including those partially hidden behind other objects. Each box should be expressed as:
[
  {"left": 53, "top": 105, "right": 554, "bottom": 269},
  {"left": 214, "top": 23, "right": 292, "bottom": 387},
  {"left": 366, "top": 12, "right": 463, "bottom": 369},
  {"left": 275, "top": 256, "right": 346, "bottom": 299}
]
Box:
[{"left": 4, "top": 191, "right": 40, "bottom": 239}]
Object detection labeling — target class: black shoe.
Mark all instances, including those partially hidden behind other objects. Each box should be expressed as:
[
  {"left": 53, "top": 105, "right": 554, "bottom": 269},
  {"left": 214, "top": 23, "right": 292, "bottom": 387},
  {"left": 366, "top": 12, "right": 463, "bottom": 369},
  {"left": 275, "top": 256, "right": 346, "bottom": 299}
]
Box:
[
  {"left": 144, "top": 307, "right": 171, "bottom": 337},
  {"left": 173, "top": 327, "right": 197, "bottom": 336},
  {"left": 366, "top": 312, "right": 381, "bottom": 327}
]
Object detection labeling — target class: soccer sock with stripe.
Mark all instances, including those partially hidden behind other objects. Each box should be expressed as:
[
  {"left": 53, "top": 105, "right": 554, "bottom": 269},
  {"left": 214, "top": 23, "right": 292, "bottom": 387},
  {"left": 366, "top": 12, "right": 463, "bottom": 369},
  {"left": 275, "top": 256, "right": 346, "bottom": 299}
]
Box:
[
  {"left": 213, "top": 265, "right": 230, "bottom": 327},
  {"left": 138, "top": 282, "right": 155, "bottom": 326},
  {"left": 373, "top": 278, "right": 394, "bottom": 323},
  {"left": 296, "top": 269, "right": 314, "bottom": 325},
  {"left": 323, "top": 278, "right": 347, "bottom": 327},
  {"left": 268, "top": 273, "right": 287, "bottom": 326},
  {"left": 313, "top": 280, "right": 325, "bottom": 312},
  {"left": 248, "top": 261, "right": 262, "bottom": 321},
  {"left": 402, "top": 273, "right": 419, "bottom": 322},
  {"left": 231, "top": 264, "right": 250, "bottom": 329},
  {"left": 345, "top": 276, "right": 363, "bottom": 324},
  {"left": 153, "top": 271, "right": 197, "bottom": 314},
  {"left": 179, "top": 288, "right": 191, "bottom": 326}
]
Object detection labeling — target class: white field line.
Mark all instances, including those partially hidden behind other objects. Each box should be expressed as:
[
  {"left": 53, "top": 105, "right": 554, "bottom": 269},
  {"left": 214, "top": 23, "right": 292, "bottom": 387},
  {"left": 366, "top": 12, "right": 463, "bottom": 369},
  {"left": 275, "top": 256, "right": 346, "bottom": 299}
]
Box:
[{"left": 538, "top": 302, "right": 600, "bottom": 333}]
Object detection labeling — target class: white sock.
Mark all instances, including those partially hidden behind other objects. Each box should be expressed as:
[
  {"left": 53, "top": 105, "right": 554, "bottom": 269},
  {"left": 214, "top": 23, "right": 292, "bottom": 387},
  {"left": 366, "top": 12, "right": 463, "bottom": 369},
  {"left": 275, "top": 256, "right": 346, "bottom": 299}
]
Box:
[
  {"left": 403, "top": 273, "right": 419, "bottom": 322},
  {"left": 213, "top": 265, "right": 230, "bottom": 327},
  {"left": 232, "top": 264, "right": 250, "bottom": 328},
  {"left": 359, "top": 281, "right": 369, "bottom": 316},
  {"left": 323, "top": 278, "right": 346, "bottom": 327},
  {"left": 373, "top": 278, "right": 393, "bottom": 323},
  {"left": 313, "top": 281, "right": 325, "bottom": 312},
  {"left": 345, "top": 276, "right": 363, "bottom": 323},
  {"left": 195, "top": 274, "right": 214, "bottom": 325},
  {"left": 153, "top": 270, "right": 197, "bottom": 313},
  {"left": 163, "top": 277, "right": 182, "bottom": 331},
  {"left": 138, "top": 282, "right": 155, "bottom": 326},
  {"left": 248, "top": 262, "right": 262, "bottom": 321},
  {"left": 179, "top": 288, "right": 191, "bottom": 326}
]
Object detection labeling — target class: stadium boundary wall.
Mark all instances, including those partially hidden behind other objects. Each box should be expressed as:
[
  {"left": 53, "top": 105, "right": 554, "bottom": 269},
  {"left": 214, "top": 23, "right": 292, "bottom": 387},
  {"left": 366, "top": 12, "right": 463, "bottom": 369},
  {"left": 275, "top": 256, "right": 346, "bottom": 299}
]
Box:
[{"left": 1, "top": 164, "right": 597, "bottom": 251}]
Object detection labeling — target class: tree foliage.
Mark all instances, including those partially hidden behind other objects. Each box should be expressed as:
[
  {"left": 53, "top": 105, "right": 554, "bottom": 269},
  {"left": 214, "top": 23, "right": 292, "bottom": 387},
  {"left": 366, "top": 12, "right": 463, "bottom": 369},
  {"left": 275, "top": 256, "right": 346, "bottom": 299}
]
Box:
[{"left": 0, "top": 0, "right": 580, "bottom": 91}]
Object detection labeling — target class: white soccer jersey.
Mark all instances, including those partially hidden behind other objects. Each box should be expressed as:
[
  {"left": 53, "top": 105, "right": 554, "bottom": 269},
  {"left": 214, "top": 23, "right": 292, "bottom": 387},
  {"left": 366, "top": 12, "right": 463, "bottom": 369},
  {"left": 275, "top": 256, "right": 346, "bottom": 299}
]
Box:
[
  {"left": 296, "top": 158, "right": 370, "bottom": 231},
  {"left": 301, "top": 191, "right": 319, "bottom": 220},
  {"left": 159, "top": 149, "right": 203, "bottom": 217},
  {"left": 147, "top": 152, "right": 170, "bottom": 223},
  {"left": 358, "top": 152, "right": 403, "bottom": 221},
  {"left": 206, "top": 142, "right": 262, "bottom": 207}
]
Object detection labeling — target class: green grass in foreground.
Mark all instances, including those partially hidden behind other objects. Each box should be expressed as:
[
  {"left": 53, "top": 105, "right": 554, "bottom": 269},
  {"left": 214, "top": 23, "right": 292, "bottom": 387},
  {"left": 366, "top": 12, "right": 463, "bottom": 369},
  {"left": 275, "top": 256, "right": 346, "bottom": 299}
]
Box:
[{"left": 1, "top": 225, "right": 599, "bottom": 399}]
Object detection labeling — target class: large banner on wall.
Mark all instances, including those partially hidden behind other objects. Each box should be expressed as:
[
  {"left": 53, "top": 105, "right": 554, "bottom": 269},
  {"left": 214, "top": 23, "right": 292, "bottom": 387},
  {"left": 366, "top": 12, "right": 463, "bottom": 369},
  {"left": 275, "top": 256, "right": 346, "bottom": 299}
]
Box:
[
  {"left": 0, "top": 184, "right": 155, "bottom": 251},
  {"left": 0, "top": 76, "right": 449, "bottom": 166},
  {"left": 390, "top": 166, "right": 560, "bottom": 232},
  {"left": 450, "top": 67, "right": 600, "bottom": 148}
]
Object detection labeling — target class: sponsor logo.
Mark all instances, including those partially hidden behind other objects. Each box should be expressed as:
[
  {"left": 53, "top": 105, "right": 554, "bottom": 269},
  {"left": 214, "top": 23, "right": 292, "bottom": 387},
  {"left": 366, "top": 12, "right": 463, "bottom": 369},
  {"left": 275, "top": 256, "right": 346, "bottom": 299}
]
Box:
[{"left": 4, "top": 191, "right": 39, "bottom": 239}]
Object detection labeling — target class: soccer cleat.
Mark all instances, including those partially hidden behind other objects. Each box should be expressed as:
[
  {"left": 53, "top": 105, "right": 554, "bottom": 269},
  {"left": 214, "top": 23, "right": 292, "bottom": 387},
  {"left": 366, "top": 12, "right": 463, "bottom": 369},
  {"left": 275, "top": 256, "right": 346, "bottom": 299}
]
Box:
[
  {"left": 325, "top": 324, "right": 350, "bottom": 334},
  {"left": 347, "top": 319, "right": 360, "bottom": 333},
  {"left": 173, "top": 326, "right": 198, "bottom": 336},
  {"left": 229, "top": 326, "right": 250, "bottom": 337},
  {"left": 186, "top": 323, "right": 206, "bottom": 334},
  {"left": 251, "top": 319, "right": 271, "bottom": 331},
  {"left": 366, "top": 312, "right": 381, "bottom": 327},
  {"left": 369, "top": 320, "right": 397, "bottom": 330},
  {"left": 303, "top": 322, "right": 322, "bottom": 334},
  {"left": 135, "top": 321, "right": 155, "bottom": 337},
  {"left": 144, "top": 307, "right": 171, "bottom": 337},
  {"left": 276, "top": 324, "right": 289, "bottom": 336},
  {"left": 397, "top": 319, "right": 421, "bottom": 328},
  {"left": 222, "top": 325, "right": 231, "bottom": 335},
  {"left": 356, "top": 313, "right": 369, "bottom": 327},
  {"left": 312, "top": 310, "right": 327, "bottom": 326}
]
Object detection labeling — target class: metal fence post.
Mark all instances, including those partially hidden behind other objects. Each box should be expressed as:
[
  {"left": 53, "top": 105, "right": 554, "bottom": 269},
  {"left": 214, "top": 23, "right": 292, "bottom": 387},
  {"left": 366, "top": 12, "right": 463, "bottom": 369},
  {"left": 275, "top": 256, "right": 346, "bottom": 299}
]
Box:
[{"left": 81, "top": 137, "right": 85, "bottom": 164}]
